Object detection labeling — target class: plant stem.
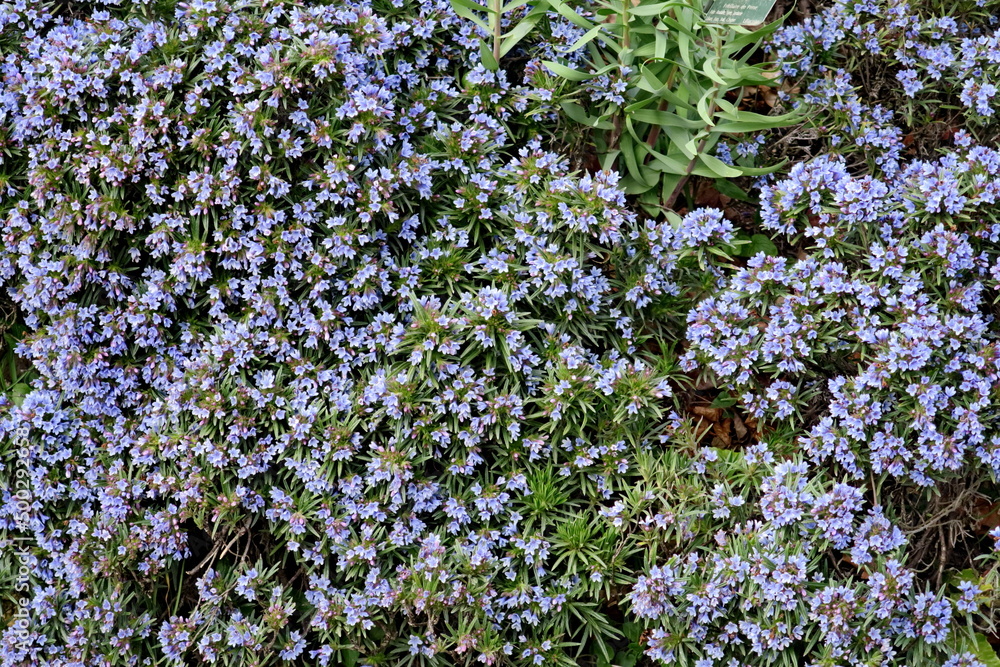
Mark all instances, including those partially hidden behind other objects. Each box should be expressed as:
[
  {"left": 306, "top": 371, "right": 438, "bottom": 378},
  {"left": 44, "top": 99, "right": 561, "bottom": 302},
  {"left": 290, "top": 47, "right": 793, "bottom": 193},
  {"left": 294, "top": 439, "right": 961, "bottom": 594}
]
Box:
[
  {"left": 621, "top": 0, "right": 630, "bottom": 51},
  {"left": 643, "top": 99, "right": 669, "bottom": 157},
  {"left": 664, "top": 28, "right": 725, "bottom": 211},
  {"left": 608, "top": 0, "right": 633, "bottom": 153},
  {"left": 492, "top": 0, "right": 503, "bottom": 64},
  {"left": 663, "top": 133, "right": 710, "bottom": 210}
]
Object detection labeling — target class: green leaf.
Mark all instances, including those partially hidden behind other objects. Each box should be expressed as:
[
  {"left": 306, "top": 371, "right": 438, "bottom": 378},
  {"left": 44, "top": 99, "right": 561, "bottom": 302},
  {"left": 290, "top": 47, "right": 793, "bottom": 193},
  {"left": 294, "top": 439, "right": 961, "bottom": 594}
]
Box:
[
  {"left": 974, "top": 634, "right": 1000, "bottom": 667},
  {"left": 623, "top": 176, "right": 657, "bottom": 195},
  {"left": 724, "top": 14, "right": 789, "bottom": 49},
  {"left": 613, "top": 650, "right": 638, "bottom": 667},
  {"left": 713, "top": 178, "right": 752, "bottom": 202},
  {"left": 948, "top": 568, "right": 980, "bottom": 585},
  {"left": 646, "top": 146, "right": 690, "bottom": 175},
  {"left": 696, "top": 92, "right": 716, "bottom": 126},
  {"left": 620, "top": 134, "right": 658, "bottom": 188},
  {"left": 635, "top": 68, "right": 697, "bottom": 110},
  {"left": 561, "top": 101, "right": 614, "bottom": 129},
  {"left": 480, "top": 38, "right": 499, "bottom": 71},
  {"left": 342, "top": 649, "right": 359, "bottom": 667},
  {"left": 713, "top": 108, "right": 802, "bottom": 129},
  {"left": 630, "top": 1, "right": 686, "bottom": 16},
  {"left": 654, "top": 25, "right": 667, "bottom": 59},
  {"left": 710, "top": 393, "right": 738, "bottom": 408},
  {"left": 661, "top": 124, "right": 698, "bottom": 159},
  {"left": 715, "top": 97, "right": 738, "bottom": 115},
  {"left": 730, "top": 159, "right": 788, "bottom": 175},
  {"left": 564, "top": 23, "right": 611, "bottom": 53},
  {"left": 449, "top": 0, "right": 490, "bottom": 30},
  {"left": 661, "top": 171, "right": 684, "bottom": 204},
  {"left": 499, "top": 7, "right": 546, "bottom": 57},
  {"left": 718, "top": 64, "right": 780, "bottom": 86},
  {"left": 503, "top": 0, "right": 533, "bottom": 10},
  {"left": 545, "top": 0, "right": 596, "bottom": 29},
  {"left": 10, "top": 382, "right": 30, "bottom": 407},
  {"left": 657, "top": 12, "right": 700, "bottom": 40},
  {"left": 601, "top": 149, "right": 620, "bottom": 171},
  {"left": 630, "top": 108, "right": 703, "bottom": 129},
  {"left": 543, "top": 60, "right": 594, "bottom": 81},
  {"left": 677, "top": 28, "right": 693, "bottom": 68},
  {"left": 623, "top": 95, "right": 660, "bottom": 113},
  {"left": 694, "top": 153, "right": 741, "bottom": 178},
  {"left": 701, "top": 55, "right": 728, "bottom": 86},
  {"left": 749, "top": 233, "right": 778, "bottom": 256}
]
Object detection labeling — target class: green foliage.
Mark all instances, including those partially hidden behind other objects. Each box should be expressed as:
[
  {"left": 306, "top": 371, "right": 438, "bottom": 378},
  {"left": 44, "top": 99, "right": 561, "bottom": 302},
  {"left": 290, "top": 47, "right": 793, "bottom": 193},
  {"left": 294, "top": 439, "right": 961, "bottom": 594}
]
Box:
[
  {"left": 0, "top": 316, "right": 33, "bottom": 405},
  {"left": 450, "top": 0, "right": 550, "bottom": 70},
  {"left": 543, "top": 0, "right": 801, "bottom": 213}
]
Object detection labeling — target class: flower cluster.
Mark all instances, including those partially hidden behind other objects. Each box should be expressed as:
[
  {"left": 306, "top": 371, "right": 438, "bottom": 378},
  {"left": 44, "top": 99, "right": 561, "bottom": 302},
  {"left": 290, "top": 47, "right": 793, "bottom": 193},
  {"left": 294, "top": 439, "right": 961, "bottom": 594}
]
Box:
[
  {"left": 0, "top": 0, "right": 998, "bottom": 666},
  {"left": 0, "top": 1, "right": 737, "bottom": 665},
  {"left": 684, "top": 141, "right": 1000, "bottom": 485},
  {"left": 773, "top": 0, "right": 1000, "bottom": 122}
]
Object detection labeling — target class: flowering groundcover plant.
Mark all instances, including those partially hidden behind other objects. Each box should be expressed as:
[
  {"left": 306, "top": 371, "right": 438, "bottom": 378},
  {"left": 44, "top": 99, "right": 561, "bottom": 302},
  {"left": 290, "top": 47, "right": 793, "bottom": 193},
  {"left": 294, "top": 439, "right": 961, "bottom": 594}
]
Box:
[{"left": 0, "top": 0, "right": 998, "bottom": 666}]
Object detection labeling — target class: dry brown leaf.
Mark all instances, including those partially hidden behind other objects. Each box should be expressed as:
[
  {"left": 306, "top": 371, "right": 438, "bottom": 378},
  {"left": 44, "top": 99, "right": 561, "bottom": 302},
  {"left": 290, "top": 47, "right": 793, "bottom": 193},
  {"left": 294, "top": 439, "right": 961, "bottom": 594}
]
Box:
[
  {"left": 713, "top": 419, "right": 732, "bottom": 447},
  {"left": 694, "top": 179, "right": 732, "bottom": 209},
  {"left": 759, "top": 86, "right": 778, "bottom": 109},
  {"left": 692, "top": 405, "right": 722, "bottom": 422},
  {"left": 733, "top": 414, "right": 748, "bottom": 440},
  {"left": 975, "top": 498, "right": 1000, "bottom": 533}
]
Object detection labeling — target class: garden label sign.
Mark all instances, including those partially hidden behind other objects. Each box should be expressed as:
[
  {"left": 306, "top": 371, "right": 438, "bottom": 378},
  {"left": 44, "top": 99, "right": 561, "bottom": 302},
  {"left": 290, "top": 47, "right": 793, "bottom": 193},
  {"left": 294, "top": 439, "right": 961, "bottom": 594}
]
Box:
[{"left": 703, "top": 0, "right": 777, "bottom": 25}]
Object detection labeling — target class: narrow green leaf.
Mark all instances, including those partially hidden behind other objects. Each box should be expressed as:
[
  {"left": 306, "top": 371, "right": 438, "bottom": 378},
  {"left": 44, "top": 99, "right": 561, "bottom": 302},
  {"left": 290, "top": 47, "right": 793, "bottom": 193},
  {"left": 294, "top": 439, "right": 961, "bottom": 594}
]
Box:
[
  {"left": 450, "top": 0, "right": 486, "bottom": 14},
  {"left": 545, "top": 0, "right": 596, "bottom": 29},
  {"left": 449, "top": 0, "right": 490, "bottom": 30},
  {"left": 636, "top": 66, "right": 664, "bottom": 93},
  {"left": 623, "top": 176, "right": 657, "bottom": 195},
  {"left": 564, "top": 23, "right": 609, "bottom": 53},
  {"left": 499, "top": 8, "right": 545, "bottom": 57},
  {"left": 725, "top": 14, "right": 788, "bottom": 49},
  {"left": 480, "top": 38, "right": 499, "bottom": 70},
  {"left": 561, "top": 101, "right": 614, "bottom": 129},
  {"left": 714, "top": 108, "right": 802, "bottom": 127},
  {"left": 601, "top": 149, "right": 620, "bottom": 171},
  {"left": 502, "top": 0, "right": 534, "bottom": 11},
  {"left": 629, "top": 1, "right": 686, "bottom": 16},
  {"left": 661, "top": 124, "right": 698, "bottom": 159},
  {"left": 677, "top": 29, "right": 693, "bottom": 68},
  {"left": 710, "top": 393, "right": 738, "bottom": 408},
  {"left": 715, "top": 98, "right": 738, "bottom": 115},
  {"left": 656, "top": 13, "right": 700, "bottom": 39},
  {"left": 695, "top": 153, "right": 742, "bottom": 178},
  {"left": 620, "top": 134, "right": 657, "bottom": 187},
  {"left": 630, "top": 108, "right": 703, "bottom": 129},
  {"left": 696, "top": 93, "right": 716, "bottom": 126},
  {"left": 542, "top": 60, "right": 594, "bottom": 80},
  {"left": 623, "top": 96, "right": 659, "bottom": 113},
  {"left": 632, "top": 41, "right": 659, "bottom": 59},
  {"left": 646, "top": 146, "right": 690, "bottom": 174},
  {"left": 713, "top": 178, "right": 752, "bottom": 202},
  {"left": 701, "top": 55, "right": 727, "bottom": 86},
  {"left": 636, "top": 66, "right": 696, "bottom": 110},
  {"left": 730, "top": 159, "right": 787, "bottom": 175},
  {"left": 718, "top": 65, "right": 777, "bottom": 86}
]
